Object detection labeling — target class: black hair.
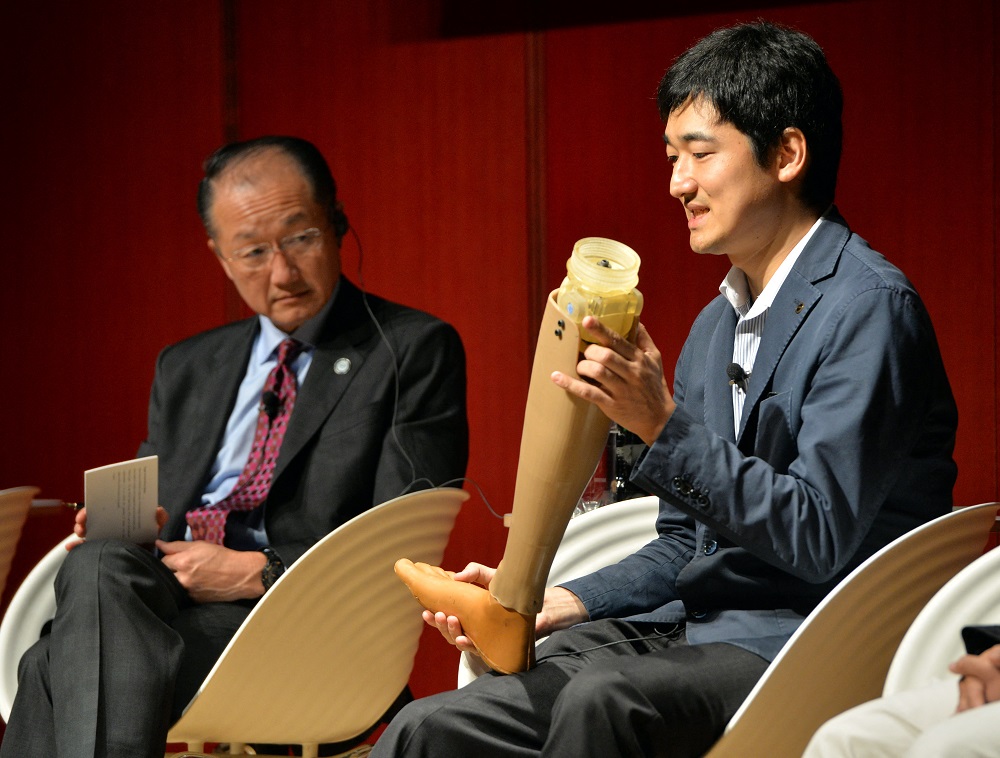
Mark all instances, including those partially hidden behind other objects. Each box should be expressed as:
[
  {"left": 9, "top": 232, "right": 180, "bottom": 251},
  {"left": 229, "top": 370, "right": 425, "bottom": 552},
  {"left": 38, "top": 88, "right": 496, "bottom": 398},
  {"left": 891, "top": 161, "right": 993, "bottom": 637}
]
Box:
[
  {"left": 657, "top": 21, "right": 842, "bottom": 212},
  {"left": 197, "top": 135, "right": 345, "bottom": 238}
]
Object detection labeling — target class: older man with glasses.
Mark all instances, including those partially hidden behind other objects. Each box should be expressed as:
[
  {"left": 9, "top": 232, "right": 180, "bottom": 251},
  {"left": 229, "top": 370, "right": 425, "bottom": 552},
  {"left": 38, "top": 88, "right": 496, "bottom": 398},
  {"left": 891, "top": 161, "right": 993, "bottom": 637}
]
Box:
[{"left": 0, "top": 135, "right": 469, "bottom": 758}]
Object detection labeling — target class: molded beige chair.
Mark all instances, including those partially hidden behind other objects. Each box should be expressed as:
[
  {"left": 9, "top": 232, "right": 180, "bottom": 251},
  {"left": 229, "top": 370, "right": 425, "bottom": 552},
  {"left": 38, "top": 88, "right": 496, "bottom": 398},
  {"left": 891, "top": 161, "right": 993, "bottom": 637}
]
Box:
[
  {"left": 0, "top": 487, "right": 468, "bottom": 758},
  {"left": 882, "top": 534, "right": 1000, "bottom": 697},
  {"left": 0, "top": 487, "right": 37, "bottom": 600},
  {"left": 705, "top": 502, "right": 999, "bottom": 757}
]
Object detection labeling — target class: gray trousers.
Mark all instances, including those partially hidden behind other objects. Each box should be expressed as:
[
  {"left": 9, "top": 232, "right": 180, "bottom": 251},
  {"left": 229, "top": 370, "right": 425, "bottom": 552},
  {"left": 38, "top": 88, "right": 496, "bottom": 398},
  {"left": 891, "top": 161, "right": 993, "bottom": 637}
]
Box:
[
  {"left": 372, "top": 618, "right": 769, "bottom": 758},
  {"left": 0, "top": 540, "right": 252, "bottom": 758}
]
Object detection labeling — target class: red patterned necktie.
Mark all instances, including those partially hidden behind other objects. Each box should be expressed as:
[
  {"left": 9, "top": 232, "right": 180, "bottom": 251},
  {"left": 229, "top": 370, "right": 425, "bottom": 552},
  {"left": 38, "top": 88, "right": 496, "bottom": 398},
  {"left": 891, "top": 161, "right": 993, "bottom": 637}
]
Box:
[{"left": 186, "top": 338, "right": 306, "bottom": 545}]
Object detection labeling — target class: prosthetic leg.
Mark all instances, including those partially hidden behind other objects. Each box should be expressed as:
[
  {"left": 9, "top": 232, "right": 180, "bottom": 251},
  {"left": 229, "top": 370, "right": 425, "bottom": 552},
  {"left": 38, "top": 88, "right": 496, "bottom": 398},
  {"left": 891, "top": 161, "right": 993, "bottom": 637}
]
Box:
[{"left": 396, "top": 240, "right": 642, "bottom": 674}]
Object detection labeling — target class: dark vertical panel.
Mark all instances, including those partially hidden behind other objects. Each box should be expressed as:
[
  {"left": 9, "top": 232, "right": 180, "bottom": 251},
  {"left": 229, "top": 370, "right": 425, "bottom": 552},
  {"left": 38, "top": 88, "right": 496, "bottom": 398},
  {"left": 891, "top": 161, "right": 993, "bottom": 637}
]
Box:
[
  {"left": 822, "top": 0, "right": 996, "bottom": 507},
  {"left": 0, "top": 0, "right": 227, "bottom": 742},
  {"left": 221, "top": 0, "right": 247, "bottom": 323},
  {"left": 233, "top": 0, "right": 531, "bottom": 698},
  {"left": 0, "top": 1, "right": 226, "bottom": 501},
  {"left": 221, "top": 0, "right": 241, "bottom": 143},
  {"left": 994, "top": 0, "right": 1000, "bottom": 504},
  {"left": 525, "top": 32, "right": 549, "bottom": 342}
]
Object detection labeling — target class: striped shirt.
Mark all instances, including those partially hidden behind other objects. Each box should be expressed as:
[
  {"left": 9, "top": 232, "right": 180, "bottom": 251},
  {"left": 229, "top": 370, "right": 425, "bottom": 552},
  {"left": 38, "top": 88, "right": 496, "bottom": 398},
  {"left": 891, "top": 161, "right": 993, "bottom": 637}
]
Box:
[{"left": 718, "top": 218, "right": 824, "bottom": 436}]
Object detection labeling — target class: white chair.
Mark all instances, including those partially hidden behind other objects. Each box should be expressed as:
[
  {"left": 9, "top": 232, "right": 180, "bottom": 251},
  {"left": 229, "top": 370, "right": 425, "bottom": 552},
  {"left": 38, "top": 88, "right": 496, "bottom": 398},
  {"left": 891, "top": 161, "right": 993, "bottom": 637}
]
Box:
[
  {"left": 0, "top": 533, "right": 73, "bottom": 720},
  {"left": 457, "top": 495, "right": 660, "bottom": 686},
  {"left": 0, "top": 487, "right": 38, "bottom": 601},
  {"left": 0, "top": 487, "right": 469, "bottom": 758},
  {"left": 705, "top": 502, "right": 999, "bottom": 757},
  {"left": 882, "top": 534, "right": 1000, "bottom": 696}
]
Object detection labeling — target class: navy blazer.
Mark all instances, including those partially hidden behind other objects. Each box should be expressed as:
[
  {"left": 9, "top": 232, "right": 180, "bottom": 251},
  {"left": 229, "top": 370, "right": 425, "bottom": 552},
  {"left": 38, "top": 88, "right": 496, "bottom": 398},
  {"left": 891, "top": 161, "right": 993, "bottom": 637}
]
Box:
[
  {"left": 137, "top": 278, "right": 469, "bottom": 566},
  {"left": 564, "top": 211, "right": 957, "bottom": 661}
]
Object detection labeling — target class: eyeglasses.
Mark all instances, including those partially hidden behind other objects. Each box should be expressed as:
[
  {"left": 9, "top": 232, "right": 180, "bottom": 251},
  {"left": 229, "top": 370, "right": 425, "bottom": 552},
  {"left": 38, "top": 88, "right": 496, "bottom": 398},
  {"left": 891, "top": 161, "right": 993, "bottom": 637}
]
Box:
[{"left": 223, "top": 227, "right": 324, "bottom": 270}]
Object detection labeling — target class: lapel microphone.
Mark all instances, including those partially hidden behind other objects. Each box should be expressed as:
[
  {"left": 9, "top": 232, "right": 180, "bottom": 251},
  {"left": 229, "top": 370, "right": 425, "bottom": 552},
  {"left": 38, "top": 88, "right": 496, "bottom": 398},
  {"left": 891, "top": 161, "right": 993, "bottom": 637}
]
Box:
[
  {"left": 260, "top": 390, "right": 281, "bottom": 420},
  {"left": 726, "top": 362, "right": 750, "bottom": 393}
]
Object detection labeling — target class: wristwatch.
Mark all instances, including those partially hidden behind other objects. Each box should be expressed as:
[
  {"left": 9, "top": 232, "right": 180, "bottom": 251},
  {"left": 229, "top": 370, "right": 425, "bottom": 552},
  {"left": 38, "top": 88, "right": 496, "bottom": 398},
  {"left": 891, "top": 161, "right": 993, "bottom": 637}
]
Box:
[{"left": 259, "top": 546, "right": 285, "bottom": 590}]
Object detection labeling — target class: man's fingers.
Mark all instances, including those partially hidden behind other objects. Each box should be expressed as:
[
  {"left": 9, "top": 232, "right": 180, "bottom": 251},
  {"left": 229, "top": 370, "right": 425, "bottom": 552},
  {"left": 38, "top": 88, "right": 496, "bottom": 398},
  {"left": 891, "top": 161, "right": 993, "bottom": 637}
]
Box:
[
  {"left": 155, "top": 539, "right": 193, "bottom": 555},
  {"left": 634, "top": 323, "right": 662, "bottom": 360},
  {"left": 551, "top": 370, "right": 606, "bottom": 405},
  {"left": 581, "top": 316, "right": 636, "bottom": 356},
  {"left": 957, "top": 675, "right": 988, "bottom": 711},
  {"left": 453, "top": 562, "right": 496, "bottom": 586},
  {"left": 580, "top": 315, "right": 615, "bottom": 343},
  {"left": 422, "top": 610, "right": 476, "bottom": 651},
  {"left": 578, "top": 354, "right": 627, "bottom": 389}
]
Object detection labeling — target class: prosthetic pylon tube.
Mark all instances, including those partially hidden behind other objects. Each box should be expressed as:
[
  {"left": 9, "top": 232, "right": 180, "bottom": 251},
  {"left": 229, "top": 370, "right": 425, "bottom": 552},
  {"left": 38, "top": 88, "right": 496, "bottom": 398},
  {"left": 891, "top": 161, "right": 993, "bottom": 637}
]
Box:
[{"left": 396, "top": 290, "right": 635, "bottom": 674}]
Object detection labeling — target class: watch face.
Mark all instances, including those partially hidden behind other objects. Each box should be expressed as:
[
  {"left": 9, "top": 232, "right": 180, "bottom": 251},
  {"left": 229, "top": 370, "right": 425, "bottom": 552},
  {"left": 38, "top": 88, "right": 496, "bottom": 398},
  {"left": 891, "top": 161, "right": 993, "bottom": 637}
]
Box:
[{"left": 262, "top": 549, "right": 285, "bottom": 589}]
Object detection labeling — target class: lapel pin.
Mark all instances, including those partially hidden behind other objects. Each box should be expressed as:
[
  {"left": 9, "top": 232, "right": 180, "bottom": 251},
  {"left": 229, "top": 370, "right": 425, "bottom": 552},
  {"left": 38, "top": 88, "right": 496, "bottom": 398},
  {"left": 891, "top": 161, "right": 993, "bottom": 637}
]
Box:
[
  {"left": 333, "top": 357, "right": 352, "bottom": 375},
  {"left": 795, "top": 302, "right": 805, "bottom": 314}
]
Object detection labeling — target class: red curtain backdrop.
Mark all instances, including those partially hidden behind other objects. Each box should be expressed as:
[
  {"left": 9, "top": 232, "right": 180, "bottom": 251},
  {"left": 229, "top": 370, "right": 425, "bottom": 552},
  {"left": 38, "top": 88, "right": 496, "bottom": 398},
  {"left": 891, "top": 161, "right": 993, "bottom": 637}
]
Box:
[{"left": 1, "top": 0, "right": 996, "bottom": 724}]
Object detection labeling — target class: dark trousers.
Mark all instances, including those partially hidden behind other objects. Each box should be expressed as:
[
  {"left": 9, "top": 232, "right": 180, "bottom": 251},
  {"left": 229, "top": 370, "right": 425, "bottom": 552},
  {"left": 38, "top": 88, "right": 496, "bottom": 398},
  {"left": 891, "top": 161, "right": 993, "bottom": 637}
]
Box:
[
  {"left": 0, "top": 540, "right": 252, "bottom": 758},
  {"left": 372, "top": 618, "right": 769, "bottom": 758}
]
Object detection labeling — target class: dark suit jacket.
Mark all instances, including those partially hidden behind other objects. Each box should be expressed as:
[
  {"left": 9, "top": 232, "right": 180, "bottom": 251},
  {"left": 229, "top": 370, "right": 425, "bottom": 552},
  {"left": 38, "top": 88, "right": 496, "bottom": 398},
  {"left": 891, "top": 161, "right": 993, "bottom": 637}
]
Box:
[
  {"left": 137, "top": 278, "right": 469, "bottom": 565},
  {"left": 564, "top": 210, "right": 958, "bottom": 661}
]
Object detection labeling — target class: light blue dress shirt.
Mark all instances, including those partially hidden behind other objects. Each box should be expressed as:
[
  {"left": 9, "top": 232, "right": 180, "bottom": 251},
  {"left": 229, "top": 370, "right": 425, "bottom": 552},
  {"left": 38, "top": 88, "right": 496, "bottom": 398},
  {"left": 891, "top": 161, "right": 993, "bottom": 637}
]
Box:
[{"left": 190, "top": 283, "right": 339, "bottom": 548}]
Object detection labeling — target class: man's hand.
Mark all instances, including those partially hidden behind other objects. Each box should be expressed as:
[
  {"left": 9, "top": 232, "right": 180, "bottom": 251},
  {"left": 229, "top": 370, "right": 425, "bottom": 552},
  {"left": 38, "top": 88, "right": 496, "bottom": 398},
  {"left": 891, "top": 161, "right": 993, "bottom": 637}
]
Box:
[
  {"left": 422, "top": 563, "right": 494, "bottom": 654},
  {"left": 950, "top": 644, "right": 1000, "bottom": 711},
  {"left": 422, "top": 563, "right": 590, "bottom": 654},
  {"left": 551, "top": 317, "right": 675, "bottom": 446},
  {"left": 67, "top": 506, "right": 169, "bottom": 551},
  {"left": 156, "top": 539, "right": 266, "bottom": 603}
]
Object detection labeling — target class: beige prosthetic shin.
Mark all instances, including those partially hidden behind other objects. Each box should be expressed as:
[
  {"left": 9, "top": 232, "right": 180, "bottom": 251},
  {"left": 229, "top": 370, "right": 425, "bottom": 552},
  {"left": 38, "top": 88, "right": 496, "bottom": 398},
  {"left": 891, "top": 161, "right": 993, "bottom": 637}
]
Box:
[
  {"left": 395, "top": 291, "right": 619, "bottom": 674},
  {"left": 488, "top": 292, "right": 613, "bottom": 614}
]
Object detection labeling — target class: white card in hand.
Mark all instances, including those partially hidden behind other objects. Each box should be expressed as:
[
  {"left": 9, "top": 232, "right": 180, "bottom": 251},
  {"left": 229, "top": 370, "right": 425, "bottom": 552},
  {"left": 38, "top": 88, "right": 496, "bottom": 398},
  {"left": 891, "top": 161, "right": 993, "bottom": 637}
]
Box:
[{"left": 83, "top": 455, "right": 158, "bottom": 543}]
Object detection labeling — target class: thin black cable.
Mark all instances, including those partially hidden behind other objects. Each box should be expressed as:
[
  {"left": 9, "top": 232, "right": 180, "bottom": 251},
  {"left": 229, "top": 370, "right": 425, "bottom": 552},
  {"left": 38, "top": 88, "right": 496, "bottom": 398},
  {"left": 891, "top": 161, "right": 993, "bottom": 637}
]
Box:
[
  {"left": 350, "top": 226, "right": 419, "bottom": 488},
  {"left": 538, "top": 624, "right": 685, "bottom": 661},
  {"left": 348, "top": 228, "right": 502, "bottom": 521}
]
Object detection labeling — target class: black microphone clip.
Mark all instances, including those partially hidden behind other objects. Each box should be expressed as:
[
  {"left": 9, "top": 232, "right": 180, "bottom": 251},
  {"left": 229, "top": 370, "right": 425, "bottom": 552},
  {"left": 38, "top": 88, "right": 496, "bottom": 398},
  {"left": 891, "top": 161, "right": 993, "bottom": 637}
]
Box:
[
  {"left": 726, "top": 362, "right": 750, "bottom": 392},
  {"left": 260, "top": 390, "right": 281, "bottom": 420}
]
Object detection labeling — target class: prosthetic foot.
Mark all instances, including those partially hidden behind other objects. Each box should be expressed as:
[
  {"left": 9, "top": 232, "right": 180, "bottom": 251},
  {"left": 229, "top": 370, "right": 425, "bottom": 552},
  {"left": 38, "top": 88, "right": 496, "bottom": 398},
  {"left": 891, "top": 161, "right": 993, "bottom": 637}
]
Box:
[{"left": 395, "top": 559, "right": 535, "bottom": 675}]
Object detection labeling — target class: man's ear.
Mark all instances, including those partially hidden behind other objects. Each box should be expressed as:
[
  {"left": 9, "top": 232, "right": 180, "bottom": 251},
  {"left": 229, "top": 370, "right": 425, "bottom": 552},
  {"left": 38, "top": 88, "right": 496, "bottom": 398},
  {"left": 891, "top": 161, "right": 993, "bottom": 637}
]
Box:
[
  {"left": 209, "top": 238, "right": 236, "bottom": 282},
  {"left": 776, "top": 127, "right": 808, "bottom": 184}
]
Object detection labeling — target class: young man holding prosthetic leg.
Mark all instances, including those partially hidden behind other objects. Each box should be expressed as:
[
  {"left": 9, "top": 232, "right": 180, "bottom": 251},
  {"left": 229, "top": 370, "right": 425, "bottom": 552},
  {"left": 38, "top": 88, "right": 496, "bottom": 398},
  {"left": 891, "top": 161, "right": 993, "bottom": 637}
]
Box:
[{"left": 382, "top": 21, "right": 957, "bottom": 757}]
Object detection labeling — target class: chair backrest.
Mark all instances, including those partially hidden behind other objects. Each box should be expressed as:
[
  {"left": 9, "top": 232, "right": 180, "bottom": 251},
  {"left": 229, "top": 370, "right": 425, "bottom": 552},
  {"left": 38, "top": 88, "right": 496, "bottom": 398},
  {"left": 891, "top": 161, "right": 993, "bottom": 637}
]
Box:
[
  {"left": 704, "top": 502, "right": 999, "bottom": 758},
  {"left": 0, "top": 487, "right": 38, "bottom": 601},
  {"left": 546, "top": 496, "right": 660, "bottom": 586},
  {"left": 457, "top": 495, "right": 660, "bottom": 686},
  {"left": 883, "top": 537, "right": 1000, "bottom": 696},
  {"left": 166, "top": 487, "right": 467, "bottom": 751}
]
